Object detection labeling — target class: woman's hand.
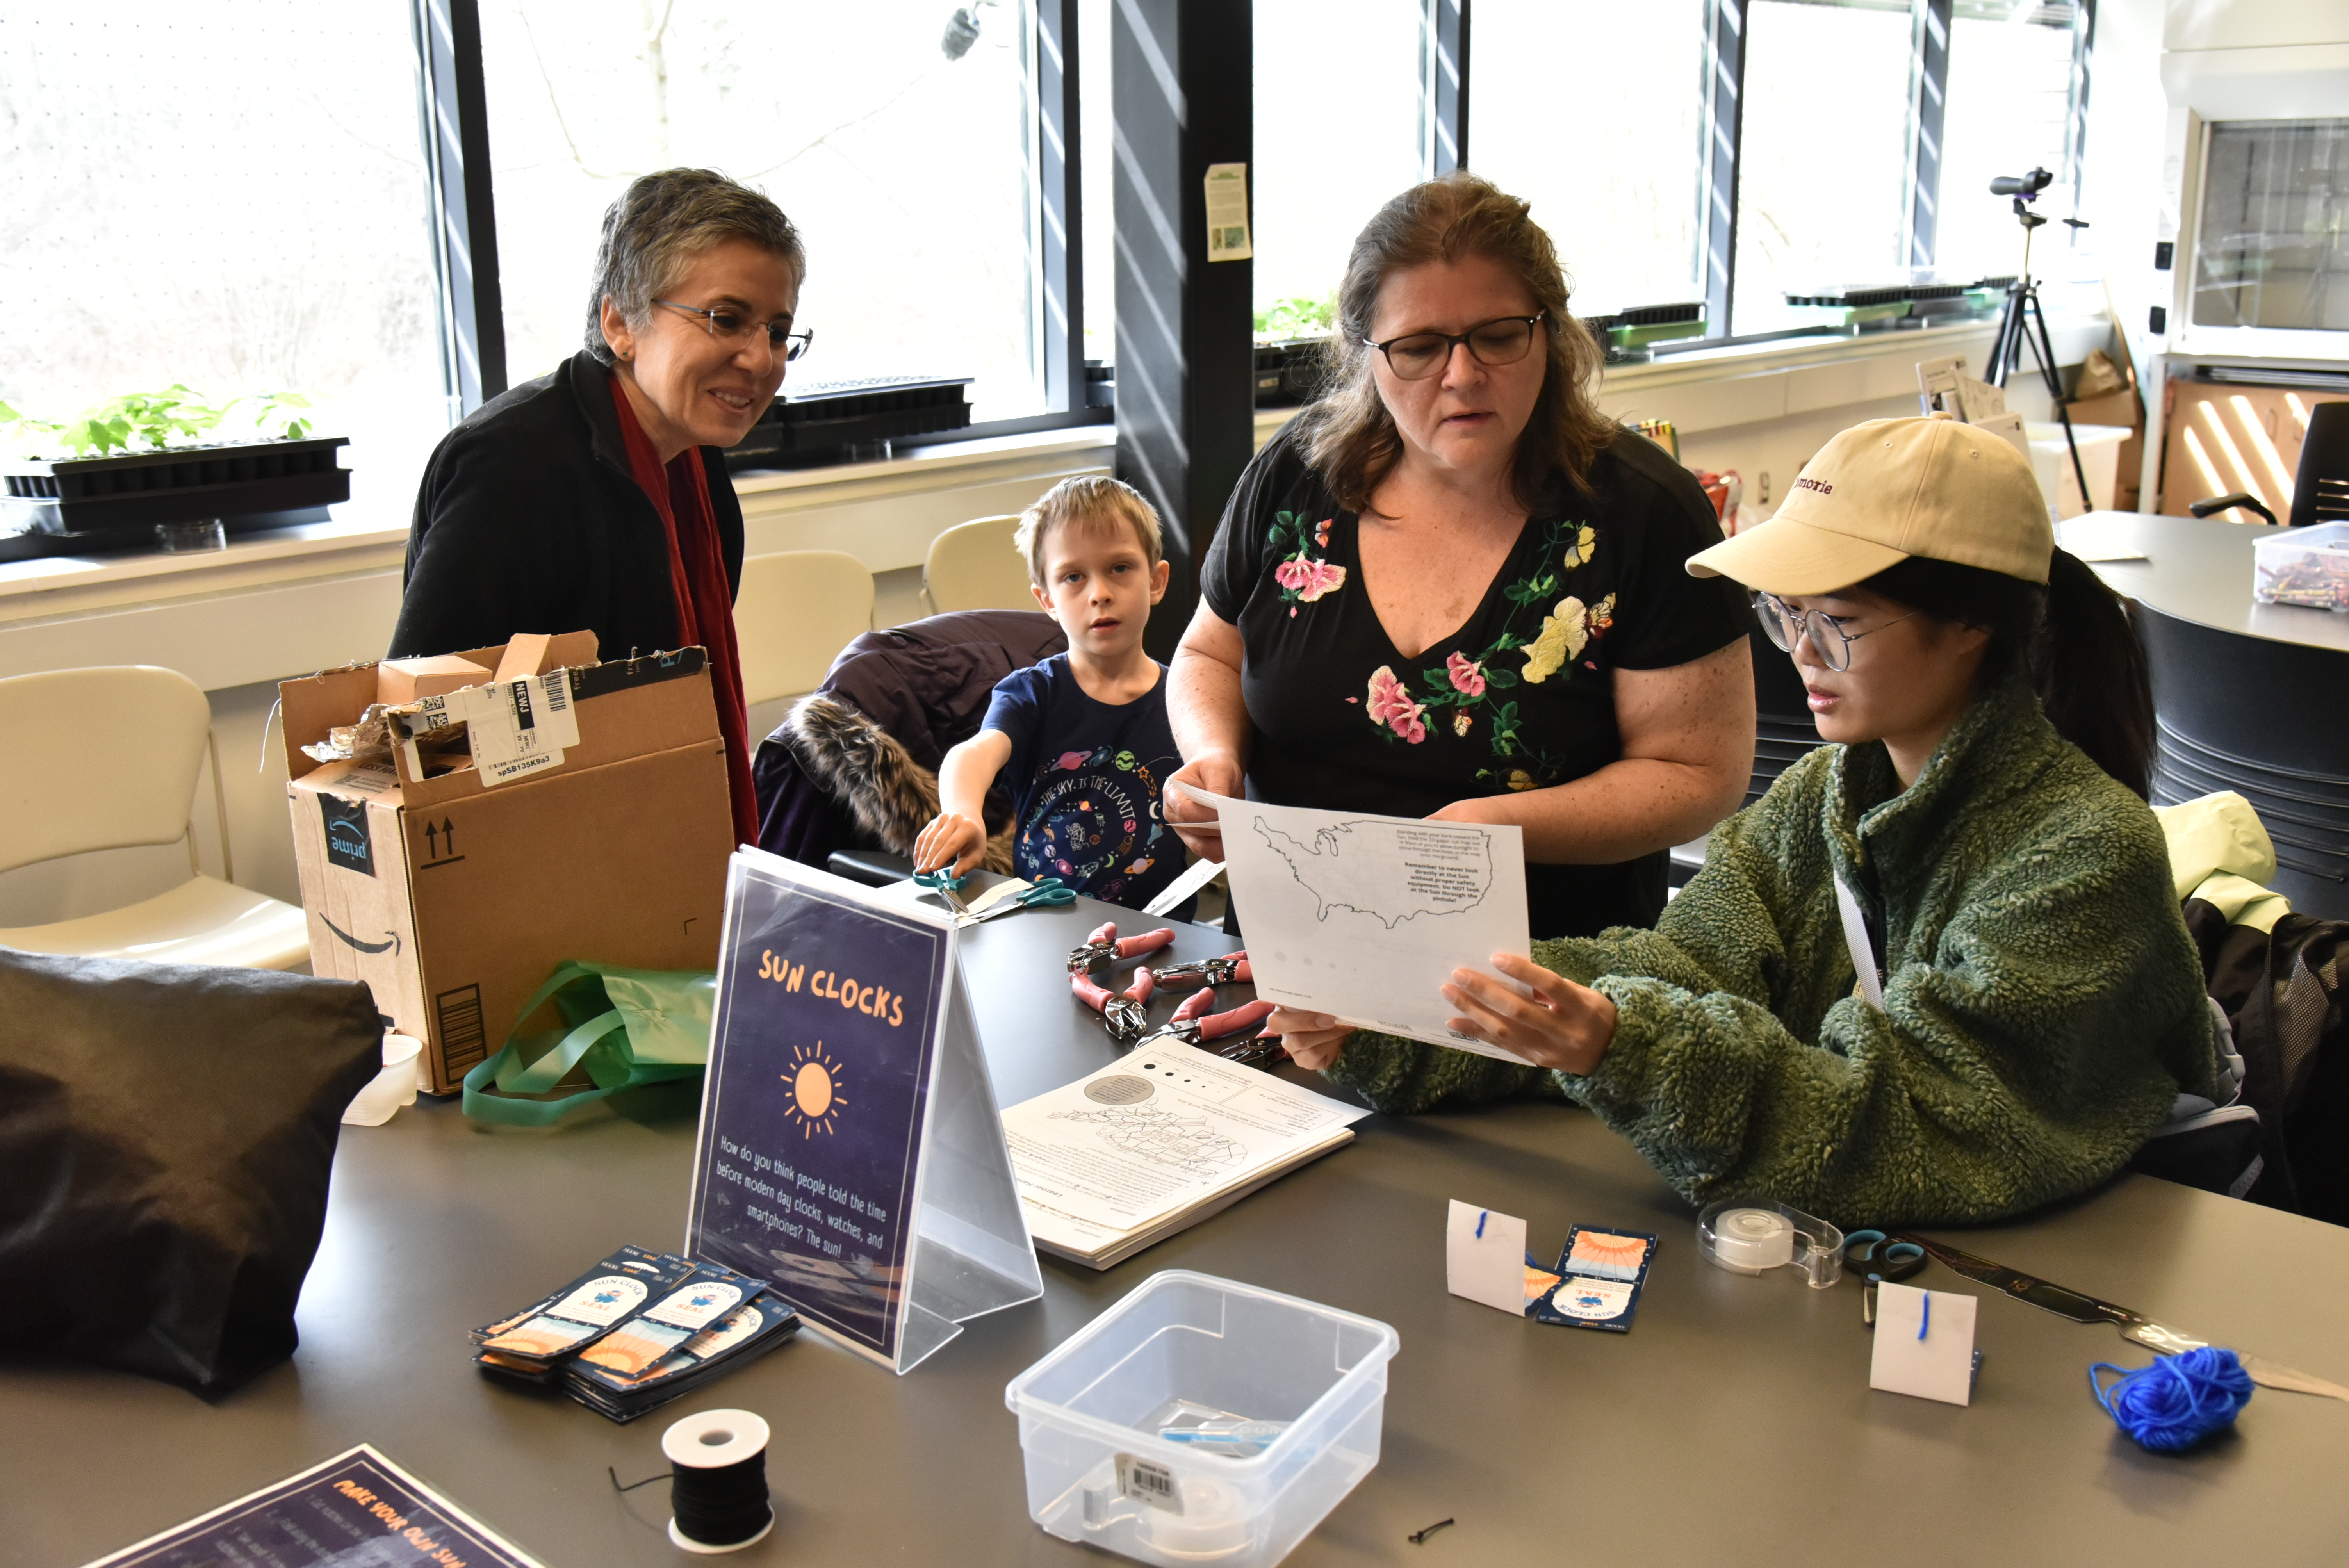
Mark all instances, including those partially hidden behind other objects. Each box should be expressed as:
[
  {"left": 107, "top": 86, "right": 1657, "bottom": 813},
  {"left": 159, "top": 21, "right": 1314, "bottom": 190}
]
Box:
[
  {"left": 1442, "top": 953, "right": 1616, "bottom": 1075},
  {"left": 1269, "top": 1007, "right": 1354, "bottom": 1072},
  {"left": 912, "top": 813, "right": 986, "bottom": 877},
  {"left": 1165, "top": 753, "right": 1242, "bottom": 860}
]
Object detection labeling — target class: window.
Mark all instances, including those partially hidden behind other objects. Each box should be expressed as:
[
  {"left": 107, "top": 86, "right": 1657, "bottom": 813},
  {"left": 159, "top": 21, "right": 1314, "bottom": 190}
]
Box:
[
  {"left": 1934, "top": 3, "right": 2085, "bottom": 283},
  {"left": 2193, "top": 119, "right": 2349, "bottom": 333},
  {"left": 1468, "top": 0, "right": 1709, "bottom": 315},
  {"left": 1731, "top": 0, "right": 1919, "bottom": 336},
  {"left": 478, "top": 0, "right": 1048, "bottom": 421},
  {"left": 1252, "top": 0, "right": 1427, "bottom": 327},
  {"left": 0, "top": 5, "right": 447, "bottom": 508}
]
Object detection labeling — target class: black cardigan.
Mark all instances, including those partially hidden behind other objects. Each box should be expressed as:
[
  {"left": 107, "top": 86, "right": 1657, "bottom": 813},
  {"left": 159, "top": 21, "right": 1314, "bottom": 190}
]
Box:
[{"left": 389, "top": 352, "right": 745, "bottom": 661}]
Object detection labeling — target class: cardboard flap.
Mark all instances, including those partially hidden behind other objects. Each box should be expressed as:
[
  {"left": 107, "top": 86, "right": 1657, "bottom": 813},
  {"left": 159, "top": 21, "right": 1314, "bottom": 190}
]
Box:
[
  {"left": 278, "top": 631, "right": 602, "bottom": 782},
  {"left": 390, "top": 649, "right": 719, "bottom": 808}
]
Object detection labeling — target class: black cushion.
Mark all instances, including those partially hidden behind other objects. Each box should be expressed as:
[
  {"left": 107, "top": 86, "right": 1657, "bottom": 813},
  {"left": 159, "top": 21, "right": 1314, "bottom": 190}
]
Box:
[{"left": 0, "top": 949, "right": 383, "bottom": 1396}]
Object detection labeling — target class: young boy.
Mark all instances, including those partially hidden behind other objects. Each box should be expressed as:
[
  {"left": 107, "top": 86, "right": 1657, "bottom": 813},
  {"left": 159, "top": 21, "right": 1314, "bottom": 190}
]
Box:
[{"left": 912, "top": 476, "right": 1188, "bottom": 912}]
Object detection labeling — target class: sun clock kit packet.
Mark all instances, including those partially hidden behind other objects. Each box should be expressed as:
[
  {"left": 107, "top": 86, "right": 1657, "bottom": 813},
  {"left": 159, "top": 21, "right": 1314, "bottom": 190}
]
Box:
[{"left": 471, "top": 1245, "right": 801, "bottom": 1422}]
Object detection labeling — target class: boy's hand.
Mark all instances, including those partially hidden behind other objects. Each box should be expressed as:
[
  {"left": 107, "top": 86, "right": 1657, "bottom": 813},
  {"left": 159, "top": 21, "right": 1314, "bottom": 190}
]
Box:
[
  {"left": 913, "top": 813, "right": 987, "bottom": 877},
  {"left": 1165, "top": 753, "right": 1241, "bottom": 860}
]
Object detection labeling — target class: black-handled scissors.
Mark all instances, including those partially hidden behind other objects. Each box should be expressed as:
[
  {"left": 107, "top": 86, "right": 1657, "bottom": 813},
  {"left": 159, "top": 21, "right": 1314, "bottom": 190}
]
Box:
[{"left": 1843, "top": 1229, "right": 1926, "bottom": 1327}]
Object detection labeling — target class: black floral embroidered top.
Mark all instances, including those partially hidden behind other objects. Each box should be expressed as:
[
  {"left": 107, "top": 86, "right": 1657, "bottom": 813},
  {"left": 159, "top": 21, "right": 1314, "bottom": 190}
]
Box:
[{"left": 1202, "top": 425, "right": 1750, "bottom": 938}]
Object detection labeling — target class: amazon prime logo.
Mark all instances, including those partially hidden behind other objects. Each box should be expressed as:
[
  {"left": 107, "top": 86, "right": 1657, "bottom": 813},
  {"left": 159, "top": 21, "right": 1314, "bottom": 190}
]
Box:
[{"left": 320, "top": 793, "right": 374, "bottom": 876}]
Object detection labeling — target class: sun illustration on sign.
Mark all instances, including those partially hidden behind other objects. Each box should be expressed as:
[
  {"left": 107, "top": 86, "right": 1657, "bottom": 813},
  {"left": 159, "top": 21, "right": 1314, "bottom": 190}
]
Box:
[{"left": 783, "top": 1041, "right": 848, "bottom": 1139}]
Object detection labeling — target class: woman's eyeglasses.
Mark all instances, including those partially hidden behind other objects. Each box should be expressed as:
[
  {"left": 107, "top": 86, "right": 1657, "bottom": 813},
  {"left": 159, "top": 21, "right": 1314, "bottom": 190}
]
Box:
[
  {"left": 655, "top": 299, "right": 813, "bottom": 361},
  {"left": 1363, "top": 313, "right": 1544, "bottom": 380},
  {"left": 1752, "top": 592, "right": 1919, "bottom": 672}
]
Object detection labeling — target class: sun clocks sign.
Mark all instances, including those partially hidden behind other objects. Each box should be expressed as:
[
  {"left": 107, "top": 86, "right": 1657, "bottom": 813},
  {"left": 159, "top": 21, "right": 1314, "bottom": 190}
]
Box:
[{"left": 686, "top": 849, "right": 1041, "bottom": 1374}]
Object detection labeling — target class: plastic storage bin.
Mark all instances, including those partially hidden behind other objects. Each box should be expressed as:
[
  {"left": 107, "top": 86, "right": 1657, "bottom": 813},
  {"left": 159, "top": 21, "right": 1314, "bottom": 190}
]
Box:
[
  {"left": 2253, "top": 520, "right": 2349, "bottom": 612},
  {"left": 1004, "top": 1270, "right": 1400, "bottom": 1567}
]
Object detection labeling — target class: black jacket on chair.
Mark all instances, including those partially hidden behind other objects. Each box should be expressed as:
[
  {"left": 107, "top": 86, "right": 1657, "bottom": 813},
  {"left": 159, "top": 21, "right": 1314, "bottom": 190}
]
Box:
[{"left": 389, "top": 351, "right": 745, "bottom": 661}]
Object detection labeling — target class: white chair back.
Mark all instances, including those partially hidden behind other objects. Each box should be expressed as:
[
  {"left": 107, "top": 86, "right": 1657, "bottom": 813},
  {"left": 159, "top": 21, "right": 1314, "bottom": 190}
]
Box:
[
  {"left": 0, "top": 666, "right": 210, "bottom": 876},
  {"left": 732, "top": 551, "right": 877, "bottom": 707},
  {"left": 921, "top": 513, "right": 1037, "bottom": 614}
]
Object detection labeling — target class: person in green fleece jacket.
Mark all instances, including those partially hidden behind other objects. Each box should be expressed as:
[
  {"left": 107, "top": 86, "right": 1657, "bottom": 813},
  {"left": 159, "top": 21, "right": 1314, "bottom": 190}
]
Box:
[{"left": 1273, "top": 414, "right": 2226, "bottom": 1228}]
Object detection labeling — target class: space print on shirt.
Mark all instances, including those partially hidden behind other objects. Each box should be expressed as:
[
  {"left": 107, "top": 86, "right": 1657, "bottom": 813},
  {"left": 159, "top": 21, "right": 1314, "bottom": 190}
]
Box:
[{"left": 1014, "top": 744, "right": 1174, "bottom": 907}]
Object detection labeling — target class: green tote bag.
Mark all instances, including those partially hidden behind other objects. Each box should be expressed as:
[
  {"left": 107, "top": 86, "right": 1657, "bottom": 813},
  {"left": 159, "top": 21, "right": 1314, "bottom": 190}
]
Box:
[{"left": 461, "top": 961, "right": 715, "bottom": 1126}]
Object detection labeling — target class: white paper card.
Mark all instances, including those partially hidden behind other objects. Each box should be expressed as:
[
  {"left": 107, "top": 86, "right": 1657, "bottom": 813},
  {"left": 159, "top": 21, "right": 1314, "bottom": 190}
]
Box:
[
  {"left": 1447, "top": 1199, "right": 1528, "bottom": 1315},
  {"left": 1870, "top": 1283, "right": 1978, "bottom": 1406},
  {"left": 1204, "top": 162, "right": 1252, "bottom": 261},
  {"left": 1182, "top": 786, "right": 1533, "bottom": 1059}
]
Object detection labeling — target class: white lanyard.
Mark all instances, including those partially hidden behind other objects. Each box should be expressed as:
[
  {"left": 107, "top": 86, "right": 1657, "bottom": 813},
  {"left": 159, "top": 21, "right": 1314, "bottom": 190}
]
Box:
[{"left": 1834, "top": 876, "right": 1887, "bottom": 1013}]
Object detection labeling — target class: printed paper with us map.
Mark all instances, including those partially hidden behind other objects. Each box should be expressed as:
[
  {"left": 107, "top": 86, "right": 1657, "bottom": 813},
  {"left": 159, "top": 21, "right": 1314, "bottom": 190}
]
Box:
[{"left": 1182, "top": 788, "right": 1535, "bottom": 1060}]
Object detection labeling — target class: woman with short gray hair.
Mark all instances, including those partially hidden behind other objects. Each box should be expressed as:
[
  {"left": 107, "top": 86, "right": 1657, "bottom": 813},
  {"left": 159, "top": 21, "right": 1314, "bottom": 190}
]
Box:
[{"left": 392, "top": 167, "right": 806, "bottom": 842}]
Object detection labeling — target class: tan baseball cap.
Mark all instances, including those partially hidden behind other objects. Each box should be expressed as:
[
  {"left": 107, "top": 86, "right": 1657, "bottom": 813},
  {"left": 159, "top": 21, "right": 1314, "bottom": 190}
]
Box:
[{"left": 1686, "top": 414, "right": 2053, "bottom": 593}]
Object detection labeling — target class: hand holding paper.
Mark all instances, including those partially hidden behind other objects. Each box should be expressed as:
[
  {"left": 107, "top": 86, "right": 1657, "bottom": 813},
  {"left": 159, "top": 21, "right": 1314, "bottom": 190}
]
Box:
[{"left": 1178, "top": 785, "right": 1535, "bottom": 1060}]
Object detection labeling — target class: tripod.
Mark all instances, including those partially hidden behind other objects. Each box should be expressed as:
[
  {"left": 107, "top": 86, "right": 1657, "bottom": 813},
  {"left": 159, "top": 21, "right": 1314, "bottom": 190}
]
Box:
[{"left": 1984, "top": 197, "right": 2093, "bottom": 509}]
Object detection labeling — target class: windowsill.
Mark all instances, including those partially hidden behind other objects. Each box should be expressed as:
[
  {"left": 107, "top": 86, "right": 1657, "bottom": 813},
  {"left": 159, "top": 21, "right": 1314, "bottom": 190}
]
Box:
[{"left": 0, "top": 511, "right": 410, "bottom": 614}]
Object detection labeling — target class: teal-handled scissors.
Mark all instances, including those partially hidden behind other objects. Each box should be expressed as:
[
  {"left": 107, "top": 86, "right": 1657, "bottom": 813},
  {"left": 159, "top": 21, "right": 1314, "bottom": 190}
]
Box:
[
  {"left": 964, "top": 876, "right": 1076, "bottom": 923},
  {"left": 913, "top": 868, "right": 973, "bottom": 916},
  {"left": 1843, "top": 1229, "right": 1927, "bottom": 1327}
]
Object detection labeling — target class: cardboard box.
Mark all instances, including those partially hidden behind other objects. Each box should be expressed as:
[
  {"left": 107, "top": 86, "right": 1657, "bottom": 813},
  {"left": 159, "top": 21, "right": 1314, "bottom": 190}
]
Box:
[
  {"left": 377, "top": 653, "right": 492, "bottom": 706},
  {"left": 283, "top": 636, "right": 735, "bottom": 1093}
]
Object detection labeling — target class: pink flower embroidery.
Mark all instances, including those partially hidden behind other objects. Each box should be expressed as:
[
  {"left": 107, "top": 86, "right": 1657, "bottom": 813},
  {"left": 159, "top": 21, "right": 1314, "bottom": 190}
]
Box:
[
  {"left": 1445, "top": 651, "right": 1486, "bottom": 697},
  {"left": 1273, "top": 552, "right": 1347, "bottom": 603},
  {"left": 1365, "top": 665, "right": 1428, "bottom": 745}
]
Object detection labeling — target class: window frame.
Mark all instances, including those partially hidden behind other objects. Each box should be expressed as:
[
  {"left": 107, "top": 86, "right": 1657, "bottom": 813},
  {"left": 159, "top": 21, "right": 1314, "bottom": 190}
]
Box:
[{"left": 412, "top": 0, "right": 1109, "bottom": 445}]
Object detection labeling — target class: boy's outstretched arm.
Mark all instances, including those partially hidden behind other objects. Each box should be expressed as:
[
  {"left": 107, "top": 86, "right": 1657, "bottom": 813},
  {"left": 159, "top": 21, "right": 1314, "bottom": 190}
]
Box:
[{"left": 914, "top": 730, "right": 1014, "bottom": 875}]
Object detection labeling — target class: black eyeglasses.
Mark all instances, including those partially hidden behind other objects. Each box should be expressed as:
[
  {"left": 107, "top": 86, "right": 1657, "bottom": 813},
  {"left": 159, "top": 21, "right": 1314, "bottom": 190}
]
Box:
[
  {"left": 1363, "top": 313, "right": 1545, "bottom": 380},
  {"left": 1752, "top": 592, "right": 1919, "bottom": 672},
  {"left": 655, "top": 299, "right": 813, "bottom": 360}
]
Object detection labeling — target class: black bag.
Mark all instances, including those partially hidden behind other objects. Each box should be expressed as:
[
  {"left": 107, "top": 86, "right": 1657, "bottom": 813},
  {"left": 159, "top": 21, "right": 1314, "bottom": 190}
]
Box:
[
  {"left": 2183, "top": 903, "right": 2349, "bottom": 1222},
  {"left": 0, "top": 949, "right": 382, "bottom": 1395}
]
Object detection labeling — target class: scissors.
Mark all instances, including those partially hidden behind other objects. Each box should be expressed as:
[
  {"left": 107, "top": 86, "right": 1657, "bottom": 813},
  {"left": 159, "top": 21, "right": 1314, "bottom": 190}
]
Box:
[
  {"left": 1843, "top": 1229, "right": 1927, "bottom": 1327},
  {"left": 913, "top": 868, "right": 972, "bottom": 916},
  {"left": 962, "top": 877, "right": 1076, "bottom": 923}
]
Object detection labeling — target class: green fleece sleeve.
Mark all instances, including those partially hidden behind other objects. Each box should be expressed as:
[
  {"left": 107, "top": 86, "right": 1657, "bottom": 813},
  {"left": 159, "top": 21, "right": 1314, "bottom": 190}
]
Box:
[{"left": 1567, "top": 811, "right": 2214, "bottom": 1228}]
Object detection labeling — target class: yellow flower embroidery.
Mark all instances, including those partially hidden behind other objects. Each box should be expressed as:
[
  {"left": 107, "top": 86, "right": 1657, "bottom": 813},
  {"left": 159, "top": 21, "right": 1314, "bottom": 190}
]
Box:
[
  {"left": 1504, "top": 768, "right": 1537, "bottom": 791},
  {"left": 1558, "top": 526, "right": 1598, "bottom": 570},
  {"left": 1520, "top": 595, "right": 1590, "bottom": 684},
  {"left": 1453, "top": 710, "right": 1473, "bottom": 737}
]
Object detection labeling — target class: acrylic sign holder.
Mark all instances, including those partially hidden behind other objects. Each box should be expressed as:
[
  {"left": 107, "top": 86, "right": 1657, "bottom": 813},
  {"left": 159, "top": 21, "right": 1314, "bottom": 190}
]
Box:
[{"left": 685, "top": 848, "right": 1041, "bottom": 1375}]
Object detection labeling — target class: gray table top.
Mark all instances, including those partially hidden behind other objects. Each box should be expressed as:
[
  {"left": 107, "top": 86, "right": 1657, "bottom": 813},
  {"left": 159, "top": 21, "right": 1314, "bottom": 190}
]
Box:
[
  {"left": 2063, "top": 510, "right": 2349, "bottom": 653},
  {"left": 8, "top": 883, "right": 2348, "bottom": 1567}
]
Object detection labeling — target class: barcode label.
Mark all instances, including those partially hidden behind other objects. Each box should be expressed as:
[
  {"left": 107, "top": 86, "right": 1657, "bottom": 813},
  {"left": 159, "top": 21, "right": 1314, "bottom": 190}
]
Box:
[
  {"left": 435, "top": 983, "right": 488, "bottom": 1073},
  {"left": 543, "top": 673, "right": 570, "bottom": 713},
  {"left": 1114, "top": 1454, "right": 1181, "bottom": 1514}
]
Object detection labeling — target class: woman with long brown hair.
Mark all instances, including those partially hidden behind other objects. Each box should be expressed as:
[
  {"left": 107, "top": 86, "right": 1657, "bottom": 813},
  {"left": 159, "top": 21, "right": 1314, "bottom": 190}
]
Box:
[{"left": 1165, "top": 173, "right": 1755, "bottom": 938}]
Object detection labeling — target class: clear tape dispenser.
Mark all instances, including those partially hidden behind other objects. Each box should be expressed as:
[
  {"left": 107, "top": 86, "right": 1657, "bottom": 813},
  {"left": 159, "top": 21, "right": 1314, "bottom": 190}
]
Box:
[{"left": 1696, "top": 1201, "right": 1844, "bottom": 1288}]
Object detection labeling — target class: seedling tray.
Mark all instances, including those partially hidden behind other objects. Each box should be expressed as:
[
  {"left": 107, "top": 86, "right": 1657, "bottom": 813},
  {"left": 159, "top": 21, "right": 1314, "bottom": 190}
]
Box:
[
  {"left": 726, "top": 376, "right": 972, "bottom": 470},
  {"left": 3, "top": 435, "right": 349, "bottom": 552}
]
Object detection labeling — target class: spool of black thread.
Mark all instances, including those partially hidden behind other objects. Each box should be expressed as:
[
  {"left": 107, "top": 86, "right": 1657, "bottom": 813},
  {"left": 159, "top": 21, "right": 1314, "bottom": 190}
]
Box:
[{"left": 661, "top": 1409, "right": 774, "bottom": 1553}]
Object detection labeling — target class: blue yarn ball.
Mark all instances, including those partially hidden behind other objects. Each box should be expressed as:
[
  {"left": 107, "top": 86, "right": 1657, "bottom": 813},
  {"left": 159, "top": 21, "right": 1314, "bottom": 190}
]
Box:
[{"left": 2089, "top": 1347, "right": 2255, "bottom": 1452}]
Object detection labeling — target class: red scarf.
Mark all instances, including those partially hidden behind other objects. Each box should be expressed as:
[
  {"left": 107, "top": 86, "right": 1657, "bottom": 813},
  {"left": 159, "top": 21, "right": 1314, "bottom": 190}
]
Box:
[{"left": 608, "top": 375, "right": 759, "bottom": 846}]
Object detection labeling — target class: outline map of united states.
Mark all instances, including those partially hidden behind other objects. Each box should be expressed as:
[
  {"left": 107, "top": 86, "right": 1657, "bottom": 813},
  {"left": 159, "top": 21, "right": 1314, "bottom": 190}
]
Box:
[{"left": 1253, "top": 817, "right": 1495, "bottom": 929}]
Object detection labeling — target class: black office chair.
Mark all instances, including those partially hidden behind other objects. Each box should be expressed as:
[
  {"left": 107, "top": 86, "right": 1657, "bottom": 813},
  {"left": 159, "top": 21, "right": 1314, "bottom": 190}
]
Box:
[
  {"left": 2188, "top": 398, "right": 2349, "bottom": 529},
  {"left": 2138, "top": 603, "right": 2349, "bottom": 920}
]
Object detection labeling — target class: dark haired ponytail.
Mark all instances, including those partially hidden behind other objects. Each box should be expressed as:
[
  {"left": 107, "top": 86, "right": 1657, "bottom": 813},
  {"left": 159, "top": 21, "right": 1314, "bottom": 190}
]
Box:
[
  {"left": 1861, "top": 547, "right": 2153, "bottom": 797},
  {"left": 2032, "top": 548, "right": 2153, "bottom": 797}
]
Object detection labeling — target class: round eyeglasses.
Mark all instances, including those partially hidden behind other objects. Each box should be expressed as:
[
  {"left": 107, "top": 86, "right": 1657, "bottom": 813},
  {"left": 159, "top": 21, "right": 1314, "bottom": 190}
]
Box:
[
  {"left": 1363, "top": 313, "right": 1545, "bottom": 380},
  {"left": 1752, "top": 592, "right": 1919, "bottom": 672},
  {"left": 655, "top": 299, "right": 813, "bottom": 361}
]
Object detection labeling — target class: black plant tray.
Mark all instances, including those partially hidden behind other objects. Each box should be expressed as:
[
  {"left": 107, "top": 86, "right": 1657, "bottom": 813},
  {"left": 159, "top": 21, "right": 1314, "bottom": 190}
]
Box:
[
  {"left": 726, "top": 377, "right": 972, "bottom": 470},
  {"left": 1253, "top": 337, "right": 1333, "bottom": 408},
  {"left": 3, "top": 436, "right": 350, "bottom": 542}
]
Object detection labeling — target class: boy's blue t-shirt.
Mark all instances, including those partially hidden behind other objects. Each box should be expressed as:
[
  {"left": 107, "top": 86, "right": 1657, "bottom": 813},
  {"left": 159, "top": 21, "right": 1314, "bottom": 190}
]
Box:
[{"left": 981, "top": 652, "right": 1184, "bottom": 911}]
